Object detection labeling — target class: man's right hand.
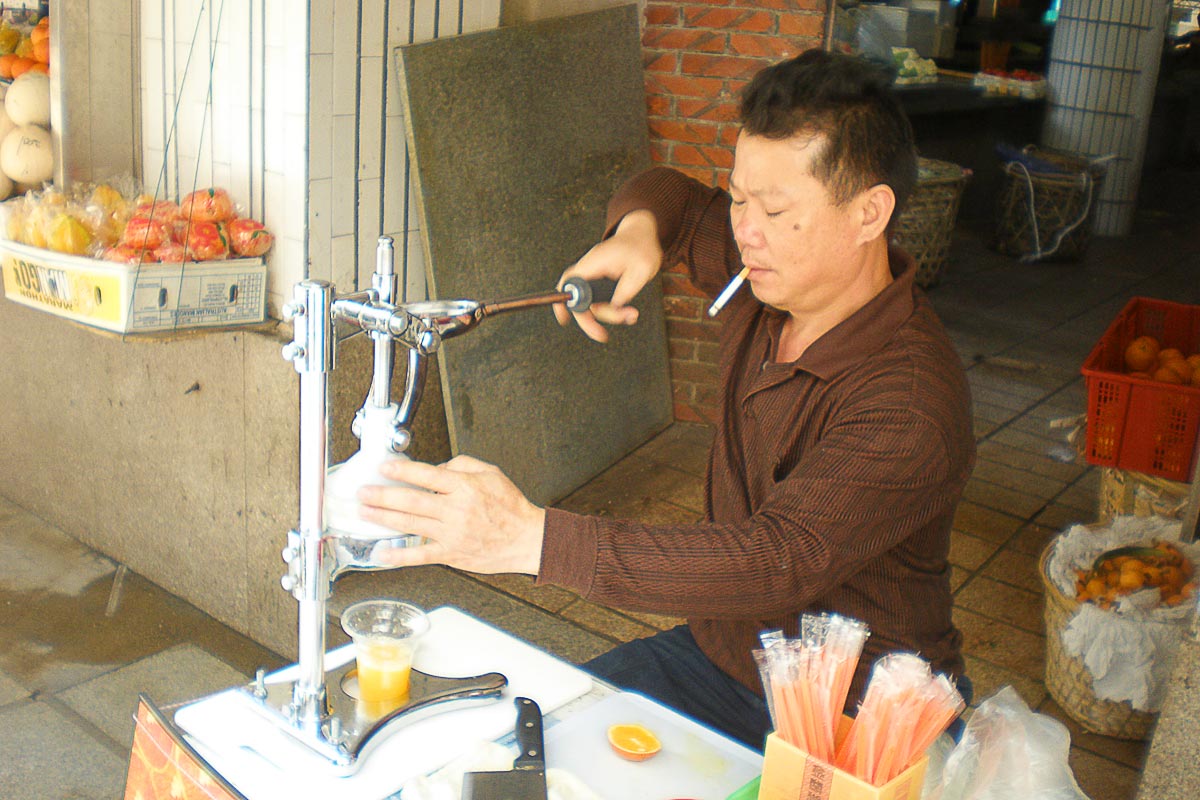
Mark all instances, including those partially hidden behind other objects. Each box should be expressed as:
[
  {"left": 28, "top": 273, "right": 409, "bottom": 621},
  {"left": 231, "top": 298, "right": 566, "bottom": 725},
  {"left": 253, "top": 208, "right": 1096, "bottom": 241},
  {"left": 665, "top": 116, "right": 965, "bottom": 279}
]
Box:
[{"left": 554, "top": 209, "right": 663, "bottom": 343}]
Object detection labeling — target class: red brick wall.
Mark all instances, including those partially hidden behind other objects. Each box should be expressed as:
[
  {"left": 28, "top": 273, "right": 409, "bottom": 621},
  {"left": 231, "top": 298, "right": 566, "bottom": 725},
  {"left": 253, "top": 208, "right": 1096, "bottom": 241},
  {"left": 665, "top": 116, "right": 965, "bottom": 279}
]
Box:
[{"left": 642, "top": 1, "right": 827, "bottom": 424}]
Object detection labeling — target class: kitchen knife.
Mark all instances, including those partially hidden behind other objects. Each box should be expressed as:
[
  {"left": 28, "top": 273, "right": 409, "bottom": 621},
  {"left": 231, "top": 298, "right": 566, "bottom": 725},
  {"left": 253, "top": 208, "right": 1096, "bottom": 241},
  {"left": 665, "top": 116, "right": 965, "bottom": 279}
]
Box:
[{"left": 461, "top": 696, "right": 548, "bottom": 800}]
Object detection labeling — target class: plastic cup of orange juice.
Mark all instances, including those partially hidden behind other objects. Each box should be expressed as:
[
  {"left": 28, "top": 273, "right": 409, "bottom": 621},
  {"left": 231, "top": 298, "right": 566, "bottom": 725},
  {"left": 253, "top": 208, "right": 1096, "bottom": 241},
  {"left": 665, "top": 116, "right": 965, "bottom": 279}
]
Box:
[{"left": 341, "top": 599, "right": 430, "bottom": 704}]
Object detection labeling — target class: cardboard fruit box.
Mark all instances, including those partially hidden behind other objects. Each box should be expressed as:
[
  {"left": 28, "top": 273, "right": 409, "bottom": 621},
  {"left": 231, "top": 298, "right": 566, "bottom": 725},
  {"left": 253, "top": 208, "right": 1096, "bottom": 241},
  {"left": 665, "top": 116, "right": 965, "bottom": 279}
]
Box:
[{"left": 0, "top": 238, "right": 267, "bottom": 333}]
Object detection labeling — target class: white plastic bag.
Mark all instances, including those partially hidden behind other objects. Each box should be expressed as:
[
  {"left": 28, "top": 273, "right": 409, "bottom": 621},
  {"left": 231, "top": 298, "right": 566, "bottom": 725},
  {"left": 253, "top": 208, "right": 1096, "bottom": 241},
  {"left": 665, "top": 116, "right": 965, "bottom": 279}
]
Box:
[{"left": 925, "top": 686, "right": 1090, "bottom": 800}]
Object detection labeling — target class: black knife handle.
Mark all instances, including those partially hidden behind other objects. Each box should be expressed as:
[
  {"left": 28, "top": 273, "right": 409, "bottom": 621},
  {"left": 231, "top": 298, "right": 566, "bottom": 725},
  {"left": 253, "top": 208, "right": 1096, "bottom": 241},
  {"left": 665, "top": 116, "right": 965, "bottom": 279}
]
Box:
[{"left": 512, "top": 696, "right": 546, "bottom": 770}]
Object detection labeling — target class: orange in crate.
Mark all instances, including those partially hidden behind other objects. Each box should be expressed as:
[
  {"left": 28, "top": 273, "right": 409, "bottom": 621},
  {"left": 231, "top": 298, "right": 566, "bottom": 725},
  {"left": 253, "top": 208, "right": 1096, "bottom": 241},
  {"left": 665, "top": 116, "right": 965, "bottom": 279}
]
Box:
[{"left": 1082, "top": 297, "right": 1200, "bottom": 481}]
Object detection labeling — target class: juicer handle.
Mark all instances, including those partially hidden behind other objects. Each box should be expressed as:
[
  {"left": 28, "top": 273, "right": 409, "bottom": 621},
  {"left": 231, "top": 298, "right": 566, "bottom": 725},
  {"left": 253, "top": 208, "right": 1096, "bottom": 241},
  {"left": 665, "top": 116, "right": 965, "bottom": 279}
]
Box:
[{"left": 561, "top": 277, "right": 617, "bottom": 313}]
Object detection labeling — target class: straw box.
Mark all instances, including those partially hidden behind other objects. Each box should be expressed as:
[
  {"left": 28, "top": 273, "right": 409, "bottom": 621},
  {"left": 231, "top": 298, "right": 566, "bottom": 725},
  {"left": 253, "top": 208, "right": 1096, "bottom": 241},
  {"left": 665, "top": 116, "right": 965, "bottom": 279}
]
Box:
[{"left": 758, "top": 718, "right": 927, "bottom": 800}]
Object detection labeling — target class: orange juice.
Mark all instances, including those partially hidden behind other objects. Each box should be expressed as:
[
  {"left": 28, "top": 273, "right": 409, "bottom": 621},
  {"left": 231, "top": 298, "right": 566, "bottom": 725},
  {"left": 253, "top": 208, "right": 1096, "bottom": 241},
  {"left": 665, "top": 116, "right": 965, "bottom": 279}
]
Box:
[{"left": 355, "top": 638, "right": 414, "bottom": 702}]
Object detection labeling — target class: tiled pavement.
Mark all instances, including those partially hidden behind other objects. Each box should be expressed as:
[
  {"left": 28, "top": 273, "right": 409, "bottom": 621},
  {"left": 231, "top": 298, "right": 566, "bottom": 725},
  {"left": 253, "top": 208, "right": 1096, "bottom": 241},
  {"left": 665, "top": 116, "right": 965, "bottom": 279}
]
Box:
[{"left": 3, "top": 183, "right": 1199, "bottom": 798}]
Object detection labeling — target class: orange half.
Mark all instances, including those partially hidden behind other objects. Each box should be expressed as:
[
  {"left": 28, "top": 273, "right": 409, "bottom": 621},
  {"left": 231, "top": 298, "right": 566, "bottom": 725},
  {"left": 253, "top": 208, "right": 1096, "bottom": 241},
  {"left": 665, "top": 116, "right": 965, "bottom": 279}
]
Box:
[{"left": 607, "top": 723, "right": 662, "bottom": 762}]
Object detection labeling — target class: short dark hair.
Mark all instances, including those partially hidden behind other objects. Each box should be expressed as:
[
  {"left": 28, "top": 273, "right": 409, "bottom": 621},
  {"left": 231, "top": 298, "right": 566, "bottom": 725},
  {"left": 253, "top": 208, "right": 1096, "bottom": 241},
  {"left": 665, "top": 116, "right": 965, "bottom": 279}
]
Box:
[{"left": 738, "top": 50, "right": 918, "bottom": 225}]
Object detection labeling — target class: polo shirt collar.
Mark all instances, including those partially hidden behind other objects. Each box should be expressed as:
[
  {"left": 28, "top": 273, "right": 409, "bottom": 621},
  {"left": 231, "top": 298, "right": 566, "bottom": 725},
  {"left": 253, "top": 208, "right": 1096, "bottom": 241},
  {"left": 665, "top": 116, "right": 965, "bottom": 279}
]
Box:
[{"left": 765, "top": 247, "right": 918, "bottom": 380}]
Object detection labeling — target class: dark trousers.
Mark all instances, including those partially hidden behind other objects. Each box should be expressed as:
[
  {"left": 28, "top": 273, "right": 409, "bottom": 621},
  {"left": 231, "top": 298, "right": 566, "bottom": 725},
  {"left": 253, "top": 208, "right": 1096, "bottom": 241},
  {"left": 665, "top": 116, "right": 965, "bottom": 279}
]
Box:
[
  {"left": 584, "top": 625, "right": 772, "bottom": 750},
  {"left": 584, "top": 625, "right": 974, "bottom": 751}
]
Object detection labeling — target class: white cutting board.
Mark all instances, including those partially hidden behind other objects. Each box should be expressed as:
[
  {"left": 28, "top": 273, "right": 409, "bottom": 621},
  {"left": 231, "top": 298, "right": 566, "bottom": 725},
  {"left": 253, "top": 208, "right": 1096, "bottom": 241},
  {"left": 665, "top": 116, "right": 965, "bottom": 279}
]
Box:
[
  {"left": 544, "top": 692, "right": 762, "bottom": 799},
  {"left": 174, "top": 606, "right": 593, "bottom": 799}
]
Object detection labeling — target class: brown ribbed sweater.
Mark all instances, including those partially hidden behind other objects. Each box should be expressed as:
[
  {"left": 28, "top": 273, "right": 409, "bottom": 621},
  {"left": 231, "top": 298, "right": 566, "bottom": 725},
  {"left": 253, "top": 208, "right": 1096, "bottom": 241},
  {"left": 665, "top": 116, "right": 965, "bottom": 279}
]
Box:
[{"left": 538, "top": 167, "right": 975, "bottom": 703}]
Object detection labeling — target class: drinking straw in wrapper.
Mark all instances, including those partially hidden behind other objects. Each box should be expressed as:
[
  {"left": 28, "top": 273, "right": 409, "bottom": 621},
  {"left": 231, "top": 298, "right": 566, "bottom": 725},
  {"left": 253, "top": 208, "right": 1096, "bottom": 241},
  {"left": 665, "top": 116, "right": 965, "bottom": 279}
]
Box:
[
  {"left": 753, "top": 613, "right": 869, "bottom": 763},
  {"left": 833, "top": 652, "right": 966, "bottom": 786}
]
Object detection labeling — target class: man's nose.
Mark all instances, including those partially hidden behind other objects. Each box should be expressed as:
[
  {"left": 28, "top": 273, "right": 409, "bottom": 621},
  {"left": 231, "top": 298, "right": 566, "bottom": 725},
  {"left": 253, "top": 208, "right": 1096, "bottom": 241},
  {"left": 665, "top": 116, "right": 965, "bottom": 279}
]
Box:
[{"left": 732, "top": 210, "right": 761, "bottom": 249}]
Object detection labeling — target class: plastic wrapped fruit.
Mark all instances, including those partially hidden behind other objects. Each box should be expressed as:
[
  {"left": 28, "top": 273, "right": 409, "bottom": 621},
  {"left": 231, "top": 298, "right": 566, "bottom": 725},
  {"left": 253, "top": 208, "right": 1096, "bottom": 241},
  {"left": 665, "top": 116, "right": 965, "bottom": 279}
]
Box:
[
  {"left": 3, "top": 192, "right": 26, "bottom": 240},
  {"left": 119, "top": 216, "right": 172, "bottom": 251},
  {"left": 46, "top": 213, "right": 92, "bottom": 255},
  {"left": 102, "top": 245, "right": 155, "bottom": 265},
  {"left": 90, "top": 184, "right": 125, "bottom": 214},
  {"left": 179, "top": 187, "right": 235, "bottom": 223},
  {"left": 182, "top": 220, "right": 229, "bottom": 260},
  {"left": 153, "top": 241, "right": 187, "bottom": 263},
  {"left": 133, "top": 197, "right": 180, "bottom": 222},
  {"left": 226, "top": 217, "right": 274, "bottom": 257},
  {"left": 0, "top": 24, "right": 20, "bottom": 56}
]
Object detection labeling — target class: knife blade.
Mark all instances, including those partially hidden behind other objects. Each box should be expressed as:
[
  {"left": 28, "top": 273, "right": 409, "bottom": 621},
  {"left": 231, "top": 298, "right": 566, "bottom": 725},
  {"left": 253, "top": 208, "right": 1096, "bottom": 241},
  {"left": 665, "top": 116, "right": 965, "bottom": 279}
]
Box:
[{"left": 461, "top": 696, "right": 548, "bottom": 800}]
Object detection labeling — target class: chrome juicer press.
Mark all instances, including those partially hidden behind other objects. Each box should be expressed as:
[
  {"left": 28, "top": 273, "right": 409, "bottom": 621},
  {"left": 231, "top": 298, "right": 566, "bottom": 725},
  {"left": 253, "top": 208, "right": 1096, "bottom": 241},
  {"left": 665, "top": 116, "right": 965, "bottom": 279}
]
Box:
[{"left": 230, "top": 236, "right": 599, "bottom": 773}]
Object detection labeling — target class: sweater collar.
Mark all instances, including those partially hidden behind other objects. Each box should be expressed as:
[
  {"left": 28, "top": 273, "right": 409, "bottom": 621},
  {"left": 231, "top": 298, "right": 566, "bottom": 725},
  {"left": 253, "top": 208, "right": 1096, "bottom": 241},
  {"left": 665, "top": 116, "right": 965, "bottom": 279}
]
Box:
[{"left": 764, "top": 247, "right": 918, "bottom": 380}]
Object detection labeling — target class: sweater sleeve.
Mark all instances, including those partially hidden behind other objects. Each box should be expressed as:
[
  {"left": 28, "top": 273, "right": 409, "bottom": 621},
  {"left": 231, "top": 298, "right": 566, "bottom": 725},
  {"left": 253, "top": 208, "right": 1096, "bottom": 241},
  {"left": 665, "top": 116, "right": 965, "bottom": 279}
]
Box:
[
  {"left": 604, "top": 166, "right": 744, "bottom": 298},
  {"left": 536, "top": 405, "right": 965, "bottom": 619}
]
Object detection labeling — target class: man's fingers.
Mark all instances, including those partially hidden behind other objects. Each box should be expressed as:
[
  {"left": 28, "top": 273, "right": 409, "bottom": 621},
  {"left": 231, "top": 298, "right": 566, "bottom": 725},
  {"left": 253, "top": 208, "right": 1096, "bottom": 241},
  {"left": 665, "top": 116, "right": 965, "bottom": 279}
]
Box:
[
  {"left": 377, "top": 458, "right": 460, "bottom": 493},
  {"left": 589, "top": 303, "right": 639, "bottom": 327},
  {"left": 573, "top": 312, "right": 610, "bottom": 343},
  {"left": 357, "top": 485, "right": 442, "bottom": 520},
  {"left": 443, "top": 454, "right": 496, "bottom": 474},
  {"left": 358, "top": 501, "right": 433, "bottom": 534}
]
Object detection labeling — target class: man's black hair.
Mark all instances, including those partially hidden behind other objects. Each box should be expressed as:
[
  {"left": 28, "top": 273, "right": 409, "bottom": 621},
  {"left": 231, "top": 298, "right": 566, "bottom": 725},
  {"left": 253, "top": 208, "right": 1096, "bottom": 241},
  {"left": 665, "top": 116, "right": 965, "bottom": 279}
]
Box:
[{"left": 739, "top": 50, "right": 918, "bottom": 226}]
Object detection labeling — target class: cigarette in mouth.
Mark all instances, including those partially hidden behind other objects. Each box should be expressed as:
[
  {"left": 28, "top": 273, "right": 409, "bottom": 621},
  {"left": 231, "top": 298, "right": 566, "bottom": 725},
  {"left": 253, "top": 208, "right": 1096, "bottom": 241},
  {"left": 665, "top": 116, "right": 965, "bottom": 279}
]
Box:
[{"left": 707, "top": 266, "right": 751, "bottom": 318}]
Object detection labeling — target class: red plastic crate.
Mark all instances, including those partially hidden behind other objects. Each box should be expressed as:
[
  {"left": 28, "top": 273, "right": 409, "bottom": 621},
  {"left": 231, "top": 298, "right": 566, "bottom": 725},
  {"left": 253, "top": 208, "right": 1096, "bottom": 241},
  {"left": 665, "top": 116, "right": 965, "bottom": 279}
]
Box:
[{"left": 1081, "top": 297, "right": 1200, "bottom": 482}]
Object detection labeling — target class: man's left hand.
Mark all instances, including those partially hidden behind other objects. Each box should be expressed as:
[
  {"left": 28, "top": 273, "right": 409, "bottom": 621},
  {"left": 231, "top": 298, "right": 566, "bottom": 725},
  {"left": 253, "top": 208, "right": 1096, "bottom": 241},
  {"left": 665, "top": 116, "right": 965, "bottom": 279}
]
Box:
[{"left": 358, "top": 455, "right": 545, "bottom": 575}]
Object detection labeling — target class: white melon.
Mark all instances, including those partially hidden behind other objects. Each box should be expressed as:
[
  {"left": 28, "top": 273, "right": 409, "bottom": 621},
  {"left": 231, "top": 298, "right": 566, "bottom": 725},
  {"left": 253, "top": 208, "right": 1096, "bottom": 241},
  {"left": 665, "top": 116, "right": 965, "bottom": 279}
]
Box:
[
  {"left": 1, "top": 124, "right": 53, "bottom": 184},
  {"left": 5, "top": 72, "right": 50, "bottom": 127}
]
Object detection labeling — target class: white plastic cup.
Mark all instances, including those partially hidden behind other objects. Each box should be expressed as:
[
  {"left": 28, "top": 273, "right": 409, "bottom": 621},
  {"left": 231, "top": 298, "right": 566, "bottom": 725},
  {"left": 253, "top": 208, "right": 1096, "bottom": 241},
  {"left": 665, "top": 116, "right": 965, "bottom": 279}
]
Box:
[{"left": 341, "top": 599, "right": 429, "bottom": 703}]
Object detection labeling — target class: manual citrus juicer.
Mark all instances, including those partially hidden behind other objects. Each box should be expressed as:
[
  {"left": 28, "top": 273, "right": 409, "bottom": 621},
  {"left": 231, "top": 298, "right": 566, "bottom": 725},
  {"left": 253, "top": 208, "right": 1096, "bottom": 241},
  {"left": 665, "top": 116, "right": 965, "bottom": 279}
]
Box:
[{"left": 237, "top": 236, "right": 603, "bottom": 773}]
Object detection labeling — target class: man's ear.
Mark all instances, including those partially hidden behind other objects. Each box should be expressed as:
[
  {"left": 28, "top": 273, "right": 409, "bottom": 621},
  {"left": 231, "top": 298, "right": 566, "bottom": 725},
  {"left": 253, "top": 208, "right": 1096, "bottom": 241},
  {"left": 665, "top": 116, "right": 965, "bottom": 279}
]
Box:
[{"left": 855, "top": 184, "right": 896, "bottom": 245}]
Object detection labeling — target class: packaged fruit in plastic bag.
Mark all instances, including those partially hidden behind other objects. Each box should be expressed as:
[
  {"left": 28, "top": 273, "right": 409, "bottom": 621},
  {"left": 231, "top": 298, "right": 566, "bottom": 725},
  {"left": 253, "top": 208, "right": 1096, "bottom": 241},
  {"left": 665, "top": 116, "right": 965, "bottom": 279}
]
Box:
[
  {"left": 179, "top": 187, "right": 235, "bottom": 223},
  {"left": 119, "top": 215, "right": 172, "bottom": 251},
  {"left": 227, "top": 217, "right": 274, "bottom": 257},
  {"left": 46, "top": 212, "right": 92, "bottom": 255},
  {"left": 0, "top": 23, "right": 20, "bottom": 56},
  {"left": 3, "top": 190, "right": 28, "bottom": 241},
  {"left": 102, "top": 245, "right": 155, "bottom": 265},
  {"left": 182, "top": 220, "right": 229, "bottom": 260},
  {"left": 153, "top": 241, "right": 187, "bottom": 263},
  {"left": 133, "top": 196, "right": 180, "bottom": 223}
]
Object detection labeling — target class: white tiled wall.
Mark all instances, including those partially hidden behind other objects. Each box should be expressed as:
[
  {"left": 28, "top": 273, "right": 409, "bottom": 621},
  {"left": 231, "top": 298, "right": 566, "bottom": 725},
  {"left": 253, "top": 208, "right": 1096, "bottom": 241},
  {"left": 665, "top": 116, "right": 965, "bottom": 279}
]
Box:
[
  {"left": 139, "top": 0, "right": 501, "bottom": 312},
  {"left": 140, "top": 0, "right": 302, "bottom": 311},
  {"left": 309, "top": 0, "right": 502, "bottom": 303}
]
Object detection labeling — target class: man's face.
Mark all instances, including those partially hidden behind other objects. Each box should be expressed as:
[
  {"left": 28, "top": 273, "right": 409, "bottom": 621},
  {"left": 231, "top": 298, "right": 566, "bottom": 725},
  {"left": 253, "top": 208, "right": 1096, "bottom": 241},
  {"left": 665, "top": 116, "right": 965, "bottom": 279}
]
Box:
[{"left": 729, "top": 131, "right": 866, "bottom": 316}]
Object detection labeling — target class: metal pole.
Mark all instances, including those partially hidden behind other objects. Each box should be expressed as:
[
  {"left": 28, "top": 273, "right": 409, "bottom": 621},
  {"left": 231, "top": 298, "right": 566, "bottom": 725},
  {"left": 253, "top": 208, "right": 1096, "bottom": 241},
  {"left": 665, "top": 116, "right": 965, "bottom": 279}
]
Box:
[
  {"left": 286, "top": 280, "right": 334, "bottom": 720},
  {"left": 370, "top": 237, "right": 397, "bottom": 409}
]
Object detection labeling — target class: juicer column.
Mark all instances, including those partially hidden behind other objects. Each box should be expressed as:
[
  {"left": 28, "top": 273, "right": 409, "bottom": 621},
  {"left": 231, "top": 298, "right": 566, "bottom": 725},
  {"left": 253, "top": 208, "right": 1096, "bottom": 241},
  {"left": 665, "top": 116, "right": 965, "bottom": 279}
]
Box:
[
  {"left": 369, "top": 237, "right": 397, "bottom": 410},
  {"left": 282, "top": 280, "right": 335, "bottom": 722}
]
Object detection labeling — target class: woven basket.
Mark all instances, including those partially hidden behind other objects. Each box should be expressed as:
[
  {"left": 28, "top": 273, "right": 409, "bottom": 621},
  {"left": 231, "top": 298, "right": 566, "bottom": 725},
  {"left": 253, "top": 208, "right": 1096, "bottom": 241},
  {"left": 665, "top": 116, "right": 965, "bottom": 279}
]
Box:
[
  {"left": 1039, "top": 542, "right": 1158, "bottom": 740},
  {"left": 994, "top": 146, "right": 1108, "bottom": 262},
  {"left": 893, "top": 157, "right": 970, "bottom": 289}
]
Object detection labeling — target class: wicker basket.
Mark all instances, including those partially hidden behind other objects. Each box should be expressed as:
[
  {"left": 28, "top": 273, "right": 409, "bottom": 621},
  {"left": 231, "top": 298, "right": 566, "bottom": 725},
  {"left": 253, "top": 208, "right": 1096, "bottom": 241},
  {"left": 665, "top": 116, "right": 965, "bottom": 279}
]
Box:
[
  {"left": 893, "top": 157, "right": 970, "bottom": 289},
  {"left": 993, "top": 146, "right": 1108, "bottom": 263},
  {"left": 1039, "top": 542, "right": 1158, "bottom": 740}
]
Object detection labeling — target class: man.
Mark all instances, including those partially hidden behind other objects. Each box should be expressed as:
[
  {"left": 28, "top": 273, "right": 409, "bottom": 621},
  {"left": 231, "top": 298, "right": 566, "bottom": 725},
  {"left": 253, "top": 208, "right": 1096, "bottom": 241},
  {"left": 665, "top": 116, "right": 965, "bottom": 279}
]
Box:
[{"left": 361, "top": 50, "right": 975, "bottom": 749}]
